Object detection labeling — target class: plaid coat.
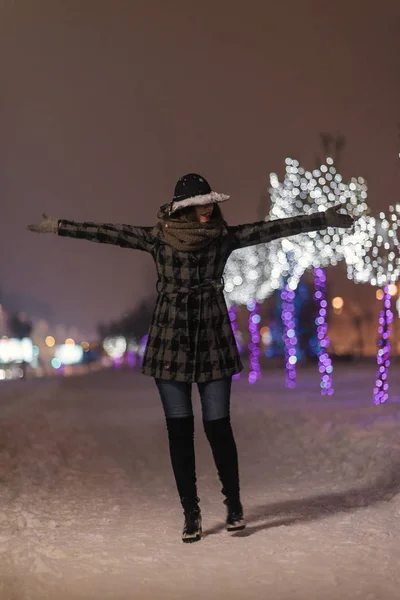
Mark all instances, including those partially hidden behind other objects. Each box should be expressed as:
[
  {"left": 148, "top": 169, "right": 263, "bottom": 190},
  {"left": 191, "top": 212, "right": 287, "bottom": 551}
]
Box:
[{"left": 58, "top": 212, "right": 327, "bottom": 382}]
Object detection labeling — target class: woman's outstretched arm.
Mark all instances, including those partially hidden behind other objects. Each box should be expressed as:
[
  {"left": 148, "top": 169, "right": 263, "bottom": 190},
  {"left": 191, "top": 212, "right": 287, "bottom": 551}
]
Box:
[
  {"left": 27, "top": 214, "right": 155, "bottom": 253},
  {"left": 228, "top": 205, "right": 353, "bottom": 250}
]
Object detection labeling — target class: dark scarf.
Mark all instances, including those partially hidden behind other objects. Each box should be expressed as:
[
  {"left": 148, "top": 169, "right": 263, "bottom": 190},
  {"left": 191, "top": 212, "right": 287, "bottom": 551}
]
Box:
[{"left": 160, "top": 218, "right": 226, "bottom": 252}]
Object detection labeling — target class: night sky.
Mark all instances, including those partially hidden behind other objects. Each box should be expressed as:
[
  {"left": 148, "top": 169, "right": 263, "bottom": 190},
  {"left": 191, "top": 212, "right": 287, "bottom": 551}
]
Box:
[{"left": 1, "top": 1, "right": 400, "bottom": 338}]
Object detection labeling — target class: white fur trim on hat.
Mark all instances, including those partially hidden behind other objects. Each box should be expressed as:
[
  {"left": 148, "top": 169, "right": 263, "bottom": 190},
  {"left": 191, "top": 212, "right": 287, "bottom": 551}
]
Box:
[{"left": 171, "top": 191, "right": 230, "bottom": 214}]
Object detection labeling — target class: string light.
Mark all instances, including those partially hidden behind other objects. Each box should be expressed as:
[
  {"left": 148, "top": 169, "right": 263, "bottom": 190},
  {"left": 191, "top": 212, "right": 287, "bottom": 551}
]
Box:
[
  {"left": 225, "top": 157, "right": 369, "bottom": 305},
  {"left": 139, "top": 335, "right": 148, "bottom": 365},
  {"left": 225, "top": 156, "right": 368, "bottom": 391},
  {"left": 229, "top": 305, "right": 242, "bottom": 380},
  {"left": 247, "top": 299, "right": 261, "bottom": 384},
  {"left": 374, "top": 285, "right": 393, "bottom": 405},
  {"left": 126, "top": 343, "right": 138, "bottom": 368},
  {"left": 344, "top": 207, "right": 399, "bottom": 287},
  {"left": 280, "top": 285, "right": 297, "bottom": 388},
  {"left": 347, "top": 205, "right": 399, "bottom": 403},
  {"left": 224, "top": 157, "right": 399, "bottom": 402},
  {"left": 314, "top": 268, "right": 333, "bottom": 395}
]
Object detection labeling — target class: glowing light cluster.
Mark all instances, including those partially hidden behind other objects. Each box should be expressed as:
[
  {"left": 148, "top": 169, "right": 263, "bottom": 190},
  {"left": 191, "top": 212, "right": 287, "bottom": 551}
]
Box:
[
  {"left": 345, "top": 205, "right": 399, "bottom": 287},
  {"left": 269, "top": 157, "right": 369, "bottom": 290},
  {"left": 224, "top": 156, "right": 370, "bottom": 305},
  {"left": 223, "top": 156, "right": 399, "bottom": 402},
  {"left": 346, "top": 206, "right": 399, "bottom": 403},
  {"left": 103, "top": 336, "right": 127, "bottom": 359},
  {"left": 0, "top": 338, "right": 33, "bottom": 364},
  {"left": 374, "top": 285, "right": 393, "bottom": 405},
  {"left": 314, "top": 268, "right": 333, "bottom": 395},
  {"left": 55, "top": 344, "right": 83, "bottom": 366},
  {"left": 224, "top": 244, "right": 276, "bottom": 306},
  {"left": 280, "top": 285, "right": 297, "bottom": 388},
  {"left": 247, "top": 299, "right": 261, "bottom": 384}
]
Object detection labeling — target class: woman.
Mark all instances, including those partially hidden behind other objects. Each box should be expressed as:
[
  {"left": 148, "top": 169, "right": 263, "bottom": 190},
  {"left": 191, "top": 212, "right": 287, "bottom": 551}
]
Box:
[{"left": 28, "top": 173, "right": 353, "bottom": 543}]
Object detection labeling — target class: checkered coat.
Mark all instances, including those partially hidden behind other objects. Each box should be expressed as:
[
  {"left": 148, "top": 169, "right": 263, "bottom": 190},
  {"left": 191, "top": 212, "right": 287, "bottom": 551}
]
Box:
[{"left": 58, "top": 212, "right": 327, "bottom": 382}]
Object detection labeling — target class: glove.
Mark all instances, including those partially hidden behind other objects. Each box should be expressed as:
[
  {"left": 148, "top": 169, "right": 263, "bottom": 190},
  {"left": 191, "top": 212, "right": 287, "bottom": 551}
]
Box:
[
  {"left": 325, "top": 205, "right": 354, "bottom": 229},
  {"left": 27, "top": 213, "right": 59, "bottom": 234}
]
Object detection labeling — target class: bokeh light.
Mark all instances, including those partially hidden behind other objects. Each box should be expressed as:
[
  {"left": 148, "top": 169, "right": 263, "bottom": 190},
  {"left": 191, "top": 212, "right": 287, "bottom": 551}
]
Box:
[
  {"left": 51, "top": 358, "right": 62, "bottom": 369},
  {"left": 223, "top": 155, "right": 399, "bottom": 401},
  {"left": 45, "top": 336, "right": 55, "bottom": 347},
  {"left": 332, "top": 297, "right": 344, "bottom": 310}
]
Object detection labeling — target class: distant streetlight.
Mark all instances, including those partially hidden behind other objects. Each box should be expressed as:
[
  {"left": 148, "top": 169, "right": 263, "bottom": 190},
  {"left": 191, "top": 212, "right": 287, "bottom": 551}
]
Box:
[
  {"left": 332, "top": 297, "right": 344, "bottom": 310},
  {"left": 45, "top": 336, "right": 55, "bottom": 348}
]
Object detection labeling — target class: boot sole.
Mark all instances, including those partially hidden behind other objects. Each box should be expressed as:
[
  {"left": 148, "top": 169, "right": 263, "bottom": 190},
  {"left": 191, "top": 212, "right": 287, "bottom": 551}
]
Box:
[
  {"left": 182, "top": 533, "right": 202, "bottom": 543},
  {"left": 227, "top": 523, "right": 246, "bottom": 532}
]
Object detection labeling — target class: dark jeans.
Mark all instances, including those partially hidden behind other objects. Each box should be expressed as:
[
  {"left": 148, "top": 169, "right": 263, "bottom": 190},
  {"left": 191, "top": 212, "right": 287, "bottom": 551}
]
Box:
[{"left": 155, "top": 376, "right": 232, "bottom": 421}]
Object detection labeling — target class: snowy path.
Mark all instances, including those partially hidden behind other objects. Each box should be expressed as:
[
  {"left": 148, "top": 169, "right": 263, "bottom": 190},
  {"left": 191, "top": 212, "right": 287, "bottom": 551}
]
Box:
[{"left": 0, "top": 366, "right": 400, "bottom": 600}]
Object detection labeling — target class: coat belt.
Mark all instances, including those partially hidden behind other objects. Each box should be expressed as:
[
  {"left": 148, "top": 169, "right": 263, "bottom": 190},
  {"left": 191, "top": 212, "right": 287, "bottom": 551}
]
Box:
[{"left": 156, "top": 278, "right": 225, "bottom": 295}]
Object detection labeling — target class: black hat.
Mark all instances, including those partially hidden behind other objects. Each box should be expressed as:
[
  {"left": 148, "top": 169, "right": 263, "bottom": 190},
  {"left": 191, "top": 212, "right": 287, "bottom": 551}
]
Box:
[{"left": 158, "top": 173, "right": 229, "bottom": 218}]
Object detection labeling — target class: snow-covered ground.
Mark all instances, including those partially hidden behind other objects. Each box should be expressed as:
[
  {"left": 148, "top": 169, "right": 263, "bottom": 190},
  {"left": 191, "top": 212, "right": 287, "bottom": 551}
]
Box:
[{"left": 1, "top": 365, "right": 400, "bottom": 600}]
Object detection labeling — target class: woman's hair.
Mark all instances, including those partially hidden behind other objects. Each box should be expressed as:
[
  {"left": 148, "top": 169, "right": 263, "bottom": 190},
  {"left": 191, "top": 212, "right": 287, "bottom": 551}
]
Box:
[{"left": 169, "top": 203, "right": 224, "bottom": 223}]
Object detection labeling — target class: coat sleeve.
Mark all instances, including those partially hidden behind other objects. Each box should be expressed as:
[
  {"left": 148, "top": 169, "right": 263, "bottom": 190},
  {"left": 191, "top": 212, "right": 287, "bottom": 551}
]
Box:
[
  {"left": 57, "top": 220, "right": 155, "bottom": 252},
  {"left": 228, "top": 212, "right": 327, "bottom": 250}
]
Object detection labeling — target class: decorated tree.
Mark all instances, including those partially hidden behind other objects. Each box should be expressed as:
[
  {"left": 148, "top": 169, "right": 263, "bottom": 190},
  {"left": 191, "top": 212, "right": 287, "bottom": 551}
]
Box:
[{"left": 224, "top": 153, "right": 369, "bottom": 391}]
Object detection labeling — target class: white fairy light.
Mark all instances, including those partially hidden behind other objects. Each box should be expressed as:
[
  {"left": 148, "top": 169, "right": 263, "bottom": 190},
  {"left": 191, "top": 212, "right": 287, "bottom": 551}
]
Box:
[
  {"left": 224, "top": 156, "right": 399, "bottom": 402},
  {"left": 345, "top": 206, "right": 399, "bottom": 287},
  {"left": 225, "top": 157, "right": 399, "bottom": 304},
  {"left": 225, "top": 156, "right": 371, "bottom": 304}
]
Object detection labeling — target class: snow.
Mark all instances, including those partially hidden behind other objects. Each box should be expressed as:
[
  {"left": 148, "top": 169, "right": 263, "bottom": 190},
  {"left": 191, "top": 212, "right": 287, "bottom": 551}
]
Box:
[{"left": 1, "top": 365, "right": 400, "bottom": 600}]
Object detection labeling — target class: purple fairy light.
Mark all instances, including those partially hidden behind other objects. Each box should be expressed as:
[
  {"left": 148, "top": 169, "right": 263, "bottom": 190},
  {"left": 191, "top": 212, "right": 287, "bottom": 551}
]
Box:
[
  {"left": 281, "top": 284, "right": 297, "bottom": 389},
  {"left": 112, "top": 357, "right": 123, "bottom": 369},
  {"left": 139, "top": 335, "right": 148, "bottom": 366},
  {"left": 374, "top": 285, "right": 393, "bottom": 405},
  {"left": 247, "top": 299, "right": 261, "bottom": 384},
  {"left": 313, "top": 268, "right": 334, "bottom": 395},
  {"left": 229, "top": 305, "right": 241, "bottom": 380},
  {"left": 126, "top": 350, "right": 137, "bottom": 368}
]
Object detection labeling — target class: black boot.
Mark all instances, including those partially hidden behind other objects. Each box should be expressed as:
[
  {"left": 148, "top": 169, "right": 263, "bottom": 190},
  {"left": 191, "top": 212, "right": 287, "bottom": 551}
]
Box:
[
  {"left": 165, "top": 417, "right": 202, "bottom": 543},
  {"left": 225, "top": 498, "right": 245, "bottom": 531},
  {"left": 203, "top": 417, "right": 245, "bottom": 531},
  {"left": 182, "top": 501, "right": 202, "bottom": 543}
]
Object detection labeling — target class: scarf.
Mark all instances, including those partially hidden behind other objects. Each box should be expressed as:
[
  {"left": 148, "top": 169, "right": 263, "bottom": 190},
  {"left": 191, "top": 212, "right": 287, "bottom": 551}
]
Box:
[{"left": 160, "top": 218, "right": 226, "bottom": 252}]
